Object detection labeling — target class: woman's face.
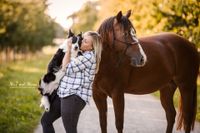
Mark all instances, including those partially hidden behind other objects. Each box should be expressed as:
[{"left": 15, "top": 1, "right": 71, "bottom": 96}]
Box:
[{"left": 81, "top": 34, "right": 93, "bottom": 51}]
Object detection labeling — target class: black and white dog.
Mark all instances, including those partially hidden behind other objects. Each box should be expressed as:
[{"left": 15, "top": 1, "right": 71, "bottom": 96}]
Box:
[{"left": 38, "top": 30, "right": 83, "bottom": 112}]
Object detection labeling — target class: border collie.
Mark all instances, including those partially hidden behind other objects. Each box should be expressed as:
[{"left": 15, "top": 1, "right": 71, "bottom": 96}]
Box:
[{"left": 38, "top": 30, "right": 83, "bottom": 112}]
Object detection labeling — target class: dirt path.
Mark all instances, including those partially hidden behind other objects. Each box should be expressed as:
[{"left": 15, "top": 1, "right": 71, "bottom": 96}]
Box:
[{"left": 34, "top": 94, "right": 200, "bottom": 133}]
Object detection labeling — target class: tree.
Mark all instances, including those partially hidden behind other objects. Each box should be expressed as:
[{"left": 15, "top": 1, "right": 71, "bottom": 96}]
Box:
[
  {"left": 68, "top": 1, "right": 99, "bottom": 33},
  {"left": 152, "top": 0, "right": 200, "bottom": 46},
  {"left": 0, "top": 0, "right": 57, "bottom": 54}
]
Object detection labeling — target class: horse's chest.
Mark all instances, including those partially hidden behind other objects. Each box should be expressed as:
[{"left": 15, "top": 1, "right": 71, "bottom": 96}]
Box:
[{"left": 95, "top": 69, "right": 129, "bottom": 94}]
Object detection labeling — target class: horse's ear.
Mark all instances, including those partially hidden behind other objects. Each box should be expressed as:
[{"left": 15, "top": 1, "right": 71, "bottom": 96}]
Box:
[
  {"left": 126, "top": 10, "right": 131, "bottom": 18},
  {"left": 68, "top": 29, "right": 74, "bottom": 38},
  {"left": 116, "top": 11, "right": 122, "bottom": 22}
]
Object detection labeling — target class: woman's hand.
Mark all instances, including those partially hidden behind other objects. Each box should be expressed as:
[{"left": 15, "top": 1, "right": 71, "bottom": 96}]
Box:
[
  {"left": 62, "top": 38, "right": 72, "bottom": 71},
  {"left": 66, "top": 38, "right": 72, "bottom": 51}
]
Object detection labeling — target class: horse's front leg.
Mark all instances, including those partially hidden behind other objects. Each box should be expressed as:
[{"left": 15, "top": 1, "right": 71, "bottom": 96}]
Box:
[
  {"left": 112, "top": 90, "right": 124, "bottom": 133},
  {"left": 93, "top": 89, "right": 108, "bottom": 133}
]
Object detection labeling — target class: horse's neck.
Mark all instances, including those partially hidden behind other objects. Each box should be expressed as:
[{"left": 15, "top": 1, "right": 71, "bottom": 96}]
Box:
[
  {"left": 96, "top": 48, "right": 132, "bottom": 89},
  {"left": 99, "top": 48, "right": 131, "bottom": 74},
  {"left": 101, "top": 49, "right": 118, "bottom": 66}
]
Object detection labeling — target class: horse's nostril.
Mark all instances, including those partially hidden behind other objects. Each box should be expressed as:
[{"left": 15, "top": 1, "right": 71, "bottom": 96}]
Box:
[{"left": 140, "top": 57, "right": 144, "bottom": 63}]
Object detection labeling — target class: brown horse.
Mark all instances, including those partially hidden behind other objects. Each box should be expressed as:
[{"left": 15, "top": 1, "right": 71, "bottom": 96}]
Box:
[{"left": 93, "top": 10, "right": 199, "bottom": 133}]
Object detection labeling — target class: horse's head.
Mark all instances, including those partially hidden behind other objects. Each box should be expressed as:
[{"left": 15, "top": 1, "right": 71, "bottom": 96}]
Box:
[{"left": 98, "top": 10, "right": 147, "bottom": 67}]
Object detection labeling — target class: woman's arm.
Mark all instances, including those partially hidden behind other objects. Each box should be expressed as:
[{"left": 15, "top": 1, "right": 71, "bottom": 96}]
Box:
[
  {"left": 61, "top": 39, "right": 72, "bottom": 71},
  {"left": 66, "top": 52, "right": 95, "bottom": 75},
  {"left": 61, "top": 51, "right": 70, "bottom": 71}
]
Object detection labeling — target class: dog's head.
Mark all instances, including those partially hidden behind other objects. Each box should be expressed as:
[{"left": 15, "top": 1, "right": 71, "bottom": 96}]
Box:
[
  {"left": 71, "top": 33, "right": 83, "bottom": 51},
  {"left": 59, "top": 30, "right": 83, "bottom": 55},
  {"left": 71, "top": 32, "right": 83, "bottom": 58}
]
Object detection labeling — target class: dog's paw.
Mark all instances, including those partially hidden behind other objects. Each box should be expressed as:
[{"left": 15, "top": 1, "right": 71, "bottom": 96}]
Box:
[
  {"left": 40, "top": 103, "right": 50, "bottom": 112},
  {"left": 40, "top": 96, "right": 50, "bottom": 112}
]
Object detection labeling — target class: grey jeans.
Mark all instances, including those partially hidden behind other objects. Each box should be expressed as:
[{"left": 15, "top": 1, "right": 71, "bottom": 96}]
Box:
[
  {"left": 61, "top": 95, "right": 86, "bottom": 133},
  {"left": 41, "top": 94, "right": 86, "bottom": 133}
]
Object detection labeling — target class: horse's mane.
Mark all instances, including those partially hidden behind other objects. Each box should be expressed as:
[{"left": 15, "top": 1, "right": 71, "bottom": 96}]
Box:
[
  {"left": 97, "top": 17, "right": 115, "bottom": 43},
  {"left": 97, "top": 16, "right": 134, "bottom": 44}
]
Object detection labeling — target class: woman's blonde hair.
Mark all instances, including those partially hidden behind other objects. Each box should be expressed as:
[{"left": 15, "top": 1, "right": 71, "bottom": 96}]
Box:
[{"left": 84, "top": 31, "right": 102, "bottom": 73}]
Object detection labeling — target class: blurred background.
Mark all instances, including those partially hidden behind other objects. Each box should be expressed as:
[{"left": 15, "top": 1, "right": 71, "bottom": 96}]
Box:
[{"left": 0, "top": 0, "right": 199, "bottom": 133}]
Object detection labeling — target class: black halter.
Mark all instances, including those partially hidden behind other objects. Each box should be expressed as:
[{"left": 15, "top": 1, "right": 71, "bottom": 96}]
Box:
[{"left": 112, "top": 24, "right": 138, "bottom": 67}]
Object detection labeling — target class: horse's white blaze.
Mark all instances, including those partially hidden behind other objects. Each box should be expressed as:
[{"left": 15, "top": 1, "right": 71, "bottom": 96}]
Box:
[
  {"left": 138, "top": 43, "right": 147, "bottom": 66},
  {"left": 130, "top": 28, "right": 147, "bottom": 66}
]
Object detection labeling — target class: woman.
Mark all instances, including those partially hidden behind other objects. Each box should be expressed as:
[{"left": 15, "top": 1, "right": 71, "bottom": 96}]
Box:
[{"left": 41, "top": 31, "right": 102, "bottom": 133}]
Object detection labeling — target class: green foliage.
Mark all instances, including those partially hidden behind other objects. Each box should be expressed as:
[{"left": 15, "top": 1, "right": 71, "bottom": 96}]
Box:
[
  {"left": 68, "top": 1, "right": 99, "bottom": 33},
  {"left": 0, "top": 54, "right": 52, "bottom": 133},
  {"left": 152, "top": 0, "right": 200, "bottom": 47},
  {"left": 0, "top": 0, "right": 57, "bottom": 52}
]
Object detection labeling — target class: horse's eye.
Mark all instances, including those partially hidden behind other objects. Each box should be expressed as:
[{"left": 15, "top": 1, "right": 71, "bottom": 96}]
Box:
[{"left": 124, "top": 32, "right": 129, "bottom": 37}]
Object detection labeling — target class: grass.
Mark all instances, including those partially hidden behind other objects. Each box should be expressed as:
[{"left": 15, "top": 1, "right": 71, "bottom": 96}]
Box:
[
  {"left": 0, "top": 54, "right": 52, "bottom": 133},
  {"left": 153, "top": 80, "right": 200, "bottom": 122}
]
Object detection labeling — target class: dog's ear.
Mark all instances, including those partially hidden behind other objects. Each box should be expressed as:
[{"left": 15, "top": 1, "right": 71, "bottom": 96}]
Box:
[
  {"left": 78, "top": 32, "right": 83, "bottom": 40},
  {"left": 68, "top": 29, "right": 74, "bottom": 38},
  {"left": 77, "top": 32, "right": 82, "bottom": 37},
  {"left": 43, "top": 72, "right": 56, "bottom": 83},
  {"left": 78, "top": 32, "right": 83, "bottom": 46}
]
